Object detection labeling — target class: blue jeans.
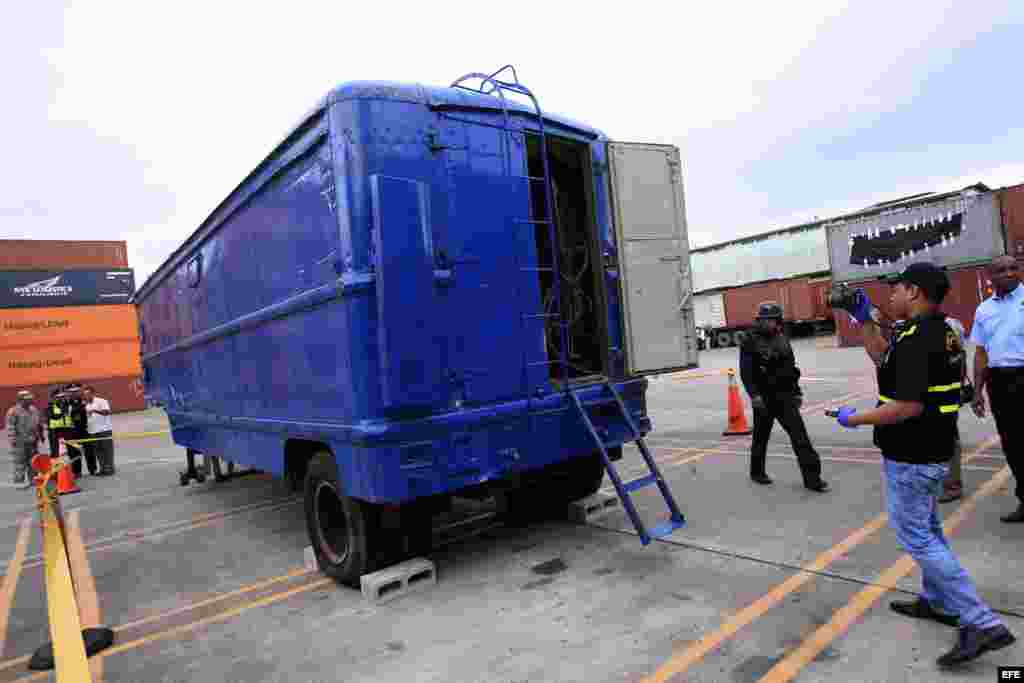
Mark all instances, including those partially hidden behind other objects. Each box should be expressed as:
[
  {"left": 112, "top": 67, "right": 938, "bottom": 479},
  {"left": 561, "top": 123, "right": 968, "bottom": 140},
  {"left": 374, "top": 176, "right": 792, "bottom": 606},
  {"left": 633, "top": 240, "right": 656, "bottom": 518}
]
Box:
[{"left": 883, "top": 458, "right": 1001, "bottom": 630}]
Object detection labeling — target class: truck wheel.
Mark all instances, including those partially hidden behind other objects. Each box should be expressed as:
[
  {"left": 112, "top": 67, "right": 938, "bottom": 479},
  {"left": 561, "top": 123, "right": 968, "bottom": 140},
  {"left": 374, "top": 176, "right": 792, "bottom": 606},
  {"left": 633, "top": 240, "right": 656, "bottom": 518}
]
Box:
[
  {"left": 497, "top": 450, "right": 611, "bottom": 525},
  {"left": 716, "top": 332, "right": 732, "bottom": 347},
  {"left": 304, "top": 451, "right": 379, "bottom": 586},
  {"left": 732, "top": 330, "right": 746, "bottom": 346}
]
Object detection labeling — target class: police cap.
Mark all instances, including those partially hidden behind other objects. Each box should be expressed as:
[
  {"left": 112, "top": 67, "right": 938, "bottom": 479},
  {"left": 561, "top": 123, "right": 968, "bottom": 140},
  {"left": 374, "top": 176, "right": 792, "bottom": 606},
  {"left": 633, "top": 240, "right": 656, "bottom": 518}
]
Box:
[
  {"left": 882, "top": 262, "right": 950, "bottom": 303},
  {"left": 756, "top": 301, "right": 784, "bottom": 320}
]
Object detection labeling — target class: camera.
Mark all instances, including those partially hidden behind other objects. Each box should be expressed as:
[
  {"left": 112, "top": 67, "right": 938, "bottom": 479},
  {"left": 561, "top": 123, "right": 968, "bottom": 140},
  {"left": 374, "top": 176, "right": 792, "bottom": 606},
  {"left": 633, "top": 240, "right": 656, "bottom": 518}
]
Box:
[{"left": 827, "top": 283, "right": 860, "bottom": 313}]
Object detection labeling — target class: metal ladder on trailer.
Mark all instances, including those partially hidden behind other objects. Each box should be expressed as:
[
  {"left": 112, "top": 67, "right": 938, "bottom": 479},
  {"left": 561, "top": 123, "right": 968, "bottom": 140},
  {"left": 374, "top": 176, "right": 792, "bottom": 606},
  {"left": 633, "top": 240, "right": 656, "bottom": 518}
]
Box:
[
  {"left": 450, "top": 66, "right": 685, "bottom": 545},
  {"left": 572, "top": 383, "right": 685, "bottom": 545}
]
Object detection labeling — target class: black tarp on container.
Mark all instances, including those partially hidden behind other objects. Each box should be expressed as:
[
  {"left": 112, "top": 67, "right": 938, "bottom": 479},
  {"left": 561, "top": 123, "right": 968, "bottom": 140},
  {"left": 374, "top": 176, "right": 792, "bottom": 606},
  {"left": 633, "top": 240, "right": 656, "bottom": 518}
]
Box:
[
  {"left": 0, "top": 269, "right": 135, "bottom": 309},
  {"left": 825, "top": 188, "right": 1004, "bottom": 284}
]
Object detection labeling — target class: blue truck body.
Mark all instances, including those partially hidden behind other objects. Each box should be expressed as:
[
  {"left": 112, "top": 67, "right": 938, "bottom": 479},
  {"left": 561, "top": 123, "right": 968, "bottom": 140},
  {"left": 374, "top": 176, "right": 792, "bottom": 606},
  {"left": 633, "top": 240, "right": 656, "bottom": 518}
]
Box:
[{"left": 135, "top": 71, "right": 696, "bottom": 575}]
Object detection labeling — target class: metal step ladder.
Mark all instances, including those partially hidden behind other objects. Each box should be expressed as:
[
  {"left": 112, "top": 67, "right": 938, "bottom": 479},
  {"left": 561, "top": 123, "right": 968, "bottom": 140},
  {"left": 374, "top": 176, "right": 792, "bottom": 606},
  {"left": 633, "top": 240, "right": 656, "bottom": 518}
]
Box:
[
  {"left": 450, "top": 65, "right": 573, "bottom": 390},
  {"left": 571, "top": 382, "right": 686, "bottom": 545}
]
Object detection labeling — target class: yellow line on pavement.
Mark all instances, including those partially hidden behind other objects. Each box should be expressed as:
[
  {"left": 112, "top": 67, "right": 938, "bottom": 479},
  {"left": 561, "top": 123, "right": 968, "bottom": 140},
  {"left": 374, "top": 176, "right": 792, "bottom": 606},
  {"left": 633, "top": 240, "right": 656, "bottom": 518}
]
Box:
[
  {"left": 759, "top": 462, "right": 1012, "bottom": 682},
  {"left": 19, "top": 576, "right": 335, "bottom": 681},
  {"left": 0, "top": 519, "right": 30, "bottom": 658},
  {"left": 640, "top": 434, "right": 1000, "bottom": 683},
  {"left": 67, "top": 510, "right": 105, "bottom": 681}
]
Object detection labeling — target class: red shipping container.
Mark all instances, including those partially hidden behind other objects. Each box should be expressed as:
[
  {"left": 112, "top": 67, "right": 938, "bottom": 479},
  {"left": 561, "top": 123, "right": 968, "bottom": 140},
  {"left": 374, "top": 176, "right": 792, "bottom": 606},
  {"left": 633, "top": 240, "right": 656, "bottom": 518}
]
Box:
[
  {"left": 0, "top": 374, "right": 145, "bottom": 416},
  {"left": 0, "top": 240, "right": 128, "bottom": 270},
  {"left": 836, "top": 264, "right": 992, "bottom": 347},
  {"left": 723, "top": 277, "right": 817, "bottom": 327},
  {"left": 999, "top": 184, "right": 1024, "bottom": 260},
  {"left": 808, "top": 277, "right": 834, "bottom": 321}
]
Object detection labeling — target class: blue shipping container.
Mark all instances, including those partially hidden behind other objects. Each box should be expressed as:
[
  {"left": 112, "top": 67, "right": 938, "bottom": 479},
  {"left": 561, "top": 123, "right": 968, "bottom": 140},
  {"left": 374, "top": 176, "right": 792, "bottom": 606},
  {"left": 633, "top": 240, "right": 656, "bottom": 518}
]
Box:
[
  {"left": 0, "top": 269, "right": 135, "bottom": 309},
  {"left": 135, "top": 69, "right": 698, "bottom": 581}
]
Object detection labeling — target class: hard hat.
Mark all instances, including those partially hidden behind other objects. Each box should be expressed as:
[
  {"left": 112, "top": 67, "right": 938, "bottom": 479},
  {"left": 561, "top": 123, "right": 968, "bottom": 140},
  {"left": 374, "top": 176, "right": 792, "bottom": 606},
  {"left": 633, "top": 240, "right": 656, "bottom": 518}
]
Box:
[
  {"left": 756, "top": 301, "right": 784, "bottom": 320},
  {"left": 17, "top": 390, "right": 33, "bottom": 399}
]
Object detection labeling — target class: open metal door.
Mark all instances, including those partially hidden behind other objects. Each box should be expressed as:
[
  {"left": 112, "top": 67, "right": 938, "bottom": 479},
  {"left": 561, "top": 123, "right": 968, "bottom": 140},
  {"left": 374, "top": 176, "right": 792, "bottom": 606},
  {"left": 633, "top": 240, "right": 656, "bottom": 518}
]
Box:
[{"left": 607, "top": 142, "right": 698, "bottom": 376}]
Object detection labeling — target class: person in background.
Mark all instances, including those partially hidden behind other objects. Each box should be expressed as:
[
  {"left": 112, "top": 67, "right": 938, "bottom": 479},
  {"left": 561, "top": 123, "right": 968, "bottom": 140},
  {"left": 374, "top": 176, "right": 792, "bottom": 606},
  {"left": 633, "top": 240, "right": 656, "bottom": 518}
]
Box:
[
  {"left": 47, "top": 386, "right": 75, "bottom": 463},
  {"left": 62, "top": 384, "right": 93, "bottom": 476},
  {"left": 82, "top": 386, "right": 115, "bottom": 476},
  {"left": 7, "top": 390, "right": 43, "bottom": 489},
  {"left": 938, "top": 315, "right": 969, "bottom": 503},
  {"left": 968, "top": 255, "right": 1024, "bottom": 522},
  {"left": 739, "top": 301, "right": 829, "bottom": 492}
]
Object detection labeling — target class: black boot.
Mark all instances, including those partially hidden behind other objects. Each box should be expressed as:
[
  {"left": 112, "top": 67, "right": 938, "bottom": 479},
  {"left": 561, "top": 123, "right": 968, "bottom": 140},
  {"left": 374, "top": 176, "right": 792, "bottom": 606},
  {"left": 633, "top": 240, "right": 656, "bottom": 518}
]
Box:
[
  {"left": 805, "top": 480, "right": 830, "bottom": 493},
  {"left": 751, "top": 473, "right": 773, "bottom": 485},
  {"left": 1000, "top": 505, "right": 1024, "bottom": 523},
  {"left": 937, "top": 624, "right": 1016, "bottom": 668},
  {"left": 890, "top": 597, "right": 958, "bottom": 627}
]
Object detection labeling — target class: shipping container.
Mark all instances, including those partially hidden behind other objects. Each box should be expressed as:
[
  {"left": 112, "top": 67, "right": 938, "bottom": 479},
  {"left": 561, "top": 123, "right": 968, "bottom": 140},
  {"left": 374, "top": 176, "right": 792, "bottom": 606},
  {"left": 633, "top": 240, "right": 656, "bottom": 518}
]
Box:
[
  {"left": 0, "top": 305, "right": 139, "bottom": 348},
  {"left": 1, "top": 339, "right": 141, "bottom": 387},
  {"left": 826, "top": 187, "right": 1004, "bottom": 284},
  {"left": 691, "top": 223, "right": 830, "bottom": 293},
  {"left": 724, "top": 277, "right": 817, "bottom": 327},
  {"left": 0, "top": 240, "right": 128, "bottom": 270},
  {"left": 0, "top": 374, "right": 145, "bottom": 416},
  {"left": 0, "top": 269, "right": 135, "bottom": 309},
  {"left": 808, "top": 276, "right": 834, "bottom": 321},
  {"left": 999, "top": 183, "right": 1024, "bottom": 259},
  {"left": 835, "top": 264, "right": 993, "bottom": 347}
]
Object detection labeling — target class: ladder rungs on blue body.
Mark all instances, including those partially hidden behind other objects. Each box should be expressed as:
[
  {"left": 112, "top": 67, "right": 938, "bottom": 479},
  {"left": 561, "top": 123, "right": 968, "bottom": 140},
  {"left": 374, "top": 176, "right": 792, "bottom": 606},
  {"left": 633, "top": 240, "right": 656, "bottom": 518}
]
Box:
[{"left": 571, "top": 382, "right": 686, "bottom": 546}]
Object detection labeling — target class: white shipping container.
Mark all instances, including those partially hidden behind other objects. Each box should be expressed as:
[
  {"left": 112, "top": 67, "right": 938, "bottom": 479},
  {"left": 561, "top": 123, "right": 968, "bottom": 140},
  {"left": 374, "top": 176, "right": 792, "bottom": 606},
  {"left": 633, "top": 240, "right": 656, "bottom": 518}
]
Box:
[
  {"left": 693, "top": 292, "right": 726, "bottom": 330},
  {"left": 692, "top": 225, "right": 830, "bottom": 293}
]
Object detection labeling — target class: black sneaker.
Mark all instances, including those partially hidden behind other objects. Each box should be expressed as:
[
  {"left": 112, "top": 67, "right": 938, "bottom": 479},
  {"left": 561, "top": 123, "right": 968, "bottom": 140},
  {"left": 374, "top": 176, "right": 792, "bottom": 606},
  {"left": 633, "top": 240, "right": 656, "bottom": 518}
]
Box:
[
  {"left": 937, "top": 624, "right": 1016, "bottom": 668},
  {"left": 805, "top": 480, "right": 830, "bottom": 493},
  {"left": 890, "top": 598, "right": 958, "bottom": 627},
  {"left": 751, "top": 474, "right": 773, "bottom": 485}
]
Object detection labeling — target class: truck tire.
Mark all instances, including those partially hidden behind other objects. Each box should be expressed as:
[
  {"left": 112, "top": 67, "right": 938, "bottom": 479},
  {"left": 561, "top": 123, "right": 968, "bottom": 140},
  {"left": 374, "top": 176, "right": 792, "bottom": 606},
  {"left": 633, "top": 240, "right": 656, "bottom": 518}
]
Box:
[
  {"left": 732, "top": 330, "right": 746, "bottom": 346},
  {"left": 716, "top": 331, "right": 732, "bottom": 348},
  {"left": 303, "top": 451, "right": 381, "bottom": 586}
]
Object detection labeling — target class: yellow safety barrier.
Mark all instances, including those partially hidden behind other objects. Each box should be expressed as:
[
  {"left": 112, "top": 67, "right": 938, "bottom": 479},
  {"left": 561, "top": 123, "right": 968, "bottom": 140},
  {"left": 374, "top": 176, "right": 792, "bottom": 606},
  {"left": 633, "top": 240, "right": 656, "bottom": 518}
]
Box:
[
  {"left": 667, "top": 368, "right": 734, "bottom": 383},
  {"left": 64, "top": 429, "right": 171, "bottom": 448},
  {"left": 27, "top": 454, "right": 114, "bottom": 678}
]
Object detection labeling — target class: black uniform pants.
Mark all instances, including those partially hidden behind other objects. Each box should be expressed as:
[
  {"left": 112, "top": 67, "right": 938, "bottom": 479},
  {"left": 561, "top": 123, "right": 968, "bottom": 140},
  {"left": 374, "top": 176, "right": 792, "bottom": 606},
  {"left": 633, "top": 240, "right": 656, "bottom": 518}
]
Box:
[
  {"left": 988, "top": 367, "right": 1024, "bottom": 503},
  {"left": 750, "top": 395, "right": 823, "bottom": 485}
]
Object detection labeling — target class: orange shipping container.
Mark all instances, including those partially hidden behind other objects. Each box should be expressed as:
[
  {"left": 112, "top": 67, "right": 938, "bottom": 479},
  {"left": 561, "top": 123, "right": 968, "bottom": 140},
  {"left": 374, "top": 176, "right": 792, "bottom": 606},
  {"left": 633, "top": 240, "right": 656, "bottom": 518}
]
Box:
[
  {"left": 0, "top": 305, "right": 139, "bottom": 349},
  {"left": 0, "top": 375, "right": 145, "bottom": 414},
  {"left": 1, "top": 340, "right": 141, "bottom": 387}
]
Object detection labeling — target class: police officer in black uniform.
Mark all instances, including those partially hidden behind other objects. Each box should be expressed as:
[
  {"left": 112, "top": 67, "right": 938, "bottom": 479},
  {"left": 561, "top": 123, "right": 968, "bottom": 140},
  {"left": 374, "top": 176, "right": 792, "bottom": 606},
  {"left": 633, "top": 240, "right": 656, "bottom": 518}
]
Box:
[
  {"left": 830, "top": 262, "right": 1015, "bottom": 668},
  {"left": 64, "top": 383, "right": 93, "bottom": 476},
  {"left": 739, "top": 301, "right": 829, "bottom": 492},
  {"left": 47, "top": 386, "right": 75, "bottom": 461}
]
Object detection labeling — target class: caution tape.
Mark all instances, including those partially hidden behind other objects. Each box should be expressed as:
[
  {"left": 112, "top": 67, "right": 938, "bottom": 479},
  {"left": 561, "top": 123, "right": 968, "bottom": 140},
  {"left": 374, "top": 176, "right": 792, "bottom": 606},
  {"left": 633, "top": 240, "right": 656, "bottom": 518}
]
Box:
[
  {"left": 64, "top": 429, "right": 171, "bottom": 448},
  {"left": 666, "top": 368, "right": 734, "bottom": 383}
]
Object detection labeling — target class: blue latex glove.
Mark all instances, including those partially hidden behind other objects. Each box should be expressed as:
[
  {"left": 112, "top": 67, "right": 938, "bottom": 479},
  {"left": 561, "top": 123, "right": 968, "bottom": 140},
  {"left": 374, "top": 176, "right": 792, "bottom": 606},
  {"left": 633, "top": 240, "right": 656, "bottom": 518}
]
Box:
[
  {"left": 847, "top": 289, "right": 874, "bottom": 325},
  {"left": 836, "top": 406, "right": 858, "bottom": 428}
]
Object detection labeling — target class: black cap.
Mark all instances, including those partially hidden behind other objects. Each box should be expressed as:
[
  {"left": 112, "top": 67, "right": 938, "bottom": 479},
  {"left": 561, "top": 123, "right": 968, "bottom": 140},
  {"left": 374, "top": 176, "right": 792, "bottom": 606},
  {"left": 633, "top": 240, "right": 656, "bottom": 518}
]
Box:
[
  {"left": 756, "top": 301, "right": 784, "bottom": 320},
  {"left": 883, "top": 262, "right": 950, "bottom": 303}
]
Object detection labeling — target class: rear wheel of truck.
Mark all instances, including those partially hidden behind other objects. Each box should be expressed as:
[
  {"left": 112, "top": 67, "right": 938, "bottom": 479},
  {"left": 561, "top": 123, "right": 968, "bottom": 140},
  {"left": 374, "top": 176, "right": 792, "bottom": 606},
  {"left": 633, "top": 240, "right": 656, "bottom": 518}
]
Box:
[{"left": 304, "top": 451, "right": 379, "bottom": 587}]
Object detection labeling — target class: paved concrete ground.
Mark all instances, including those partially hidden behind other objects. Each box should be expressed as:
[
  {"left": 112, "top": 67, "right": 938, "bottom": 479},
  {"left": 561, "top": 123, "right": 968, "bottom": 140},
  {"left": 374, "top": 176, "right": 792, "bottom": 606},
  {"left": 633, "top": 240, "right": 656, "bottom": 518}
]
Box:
[{"left": 1, "top": 336, "right": 1022, "bottom": 682}]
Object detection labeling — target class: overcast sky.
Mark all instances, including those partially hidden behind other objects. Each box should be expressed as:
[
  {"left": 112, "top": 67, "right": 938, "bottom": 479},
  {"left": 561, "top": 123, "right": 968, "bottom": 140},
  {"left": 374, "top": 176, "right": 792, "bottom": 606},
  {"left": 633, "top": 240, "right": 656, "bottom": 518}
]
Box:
[{"left": 5, "top": 1, "right": 1023, "bottom": 286}]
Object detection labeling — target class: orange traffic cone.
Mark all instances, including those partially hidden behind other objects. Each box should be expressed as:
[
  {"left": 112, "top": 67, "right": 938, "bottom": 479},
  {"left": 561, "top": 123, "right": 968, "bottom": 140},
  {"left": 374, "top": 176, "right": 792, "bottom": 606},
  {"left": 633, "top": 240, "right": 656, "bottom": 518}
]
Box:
[
  {"left": 56, "top": 439, "right": 81, "bottom": 495},
  {"left": 722, "top": 370, "right": 752, "bottom": 436}
]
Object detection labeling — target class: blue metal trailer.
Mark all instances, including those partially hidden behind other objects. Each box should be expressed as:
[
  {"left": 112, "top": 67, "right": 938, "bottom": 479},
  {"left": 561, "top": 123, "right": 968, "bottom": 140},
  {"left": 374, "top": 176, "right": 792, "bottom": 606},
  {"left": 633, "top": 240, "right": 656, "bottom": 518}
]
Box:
[{"left": 135, "top": 67, "right": 699, "bottom": 583}]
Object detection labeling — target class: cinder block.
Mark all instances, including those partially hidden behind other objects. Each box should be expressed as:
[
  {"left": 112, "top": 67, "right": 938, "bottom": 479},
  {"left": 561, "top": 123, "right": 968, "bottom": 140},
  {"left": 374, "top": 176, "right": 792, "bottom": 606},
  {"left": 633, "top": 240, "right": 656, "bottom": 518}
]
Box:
[
  {"left": 360, "top": 557, "right": 436, "bottom": 604},
  {"left": 568, "top": 492, "right": 619, "bottom": 524},
  {"left": 304, "top": 546, "right": 319, "bottom": 572}
]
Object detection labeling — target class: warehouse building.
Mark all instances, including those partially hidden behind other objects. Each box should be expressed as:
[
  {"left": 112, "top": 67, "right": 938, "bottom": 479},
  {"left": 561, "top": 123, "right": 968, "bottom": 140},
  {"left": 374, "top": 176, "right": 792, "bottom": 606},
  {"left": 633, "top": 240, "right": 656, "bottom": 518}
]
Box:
[{"left": 0, "top": 240, "right": 144, "bottom": 414}]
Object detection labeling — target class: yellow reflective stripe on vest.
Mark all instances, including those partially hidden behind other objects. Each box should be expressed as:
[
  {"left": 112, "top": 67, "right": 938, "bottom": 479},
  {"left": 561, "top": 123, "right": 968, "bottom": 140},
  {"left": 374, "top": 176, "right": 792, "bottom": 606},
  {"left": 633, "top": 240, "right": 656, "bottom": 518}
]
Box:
[
  {"left": 897, "top": 325, "right": 918, "bottom": 341},
  {"left": 879, "top": 395, "right": 892, "bottom": 403},
  {"left": 939, "top": 405, "right": 959, "bottom": 413},
  {"left": 929, "top": 382, "right": 962, "bottom": 392}
]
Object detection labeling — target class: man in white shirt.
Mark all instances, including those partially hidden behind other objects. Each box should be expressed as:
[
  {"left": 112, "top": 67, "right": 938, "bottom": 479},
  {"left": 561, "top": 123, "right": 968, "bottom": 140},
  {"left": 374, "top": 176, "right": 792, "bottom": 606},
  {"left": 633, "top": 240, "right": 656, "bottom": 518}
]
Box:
[{"left": 82, "top": 386, "right": 115, "bottom": 476}]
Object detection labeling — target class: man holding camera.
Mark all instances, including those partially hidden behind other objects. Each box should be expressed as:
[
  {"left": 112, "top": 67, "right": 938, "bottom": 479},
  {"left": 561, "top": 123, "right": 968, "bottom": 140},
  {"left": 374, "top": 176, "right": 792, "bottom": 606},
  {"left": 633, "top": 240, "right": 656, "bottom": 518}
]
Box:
[
  {"left": 830, "top": 262, "right": 1014, "bottom": 668},
  {"left": 739, "top": 301, "right": 829, "bottom": 492}
]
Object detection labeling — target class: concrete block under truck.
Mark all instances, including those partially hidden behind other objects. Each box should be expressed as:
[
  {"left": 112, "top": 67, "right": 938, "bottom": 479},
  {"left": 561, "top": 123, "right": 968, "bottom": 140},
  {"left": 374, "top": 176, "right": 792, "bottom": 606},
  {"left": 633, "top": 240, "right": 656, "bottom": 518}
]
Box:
[{"left": 135, "top": 66, "right": 699, "bottom": 585}]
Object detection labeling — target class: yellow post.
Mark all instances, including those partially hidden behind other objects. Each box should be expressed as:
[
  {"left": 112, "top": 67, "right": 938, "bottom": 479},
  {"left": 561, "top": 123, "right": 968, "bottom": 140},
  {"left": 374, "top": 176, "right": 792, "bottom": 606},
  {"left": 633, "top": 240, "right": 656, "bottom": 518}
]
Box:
[{"left": 33, "top": 463, "right": 93, "bottom": 682}]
